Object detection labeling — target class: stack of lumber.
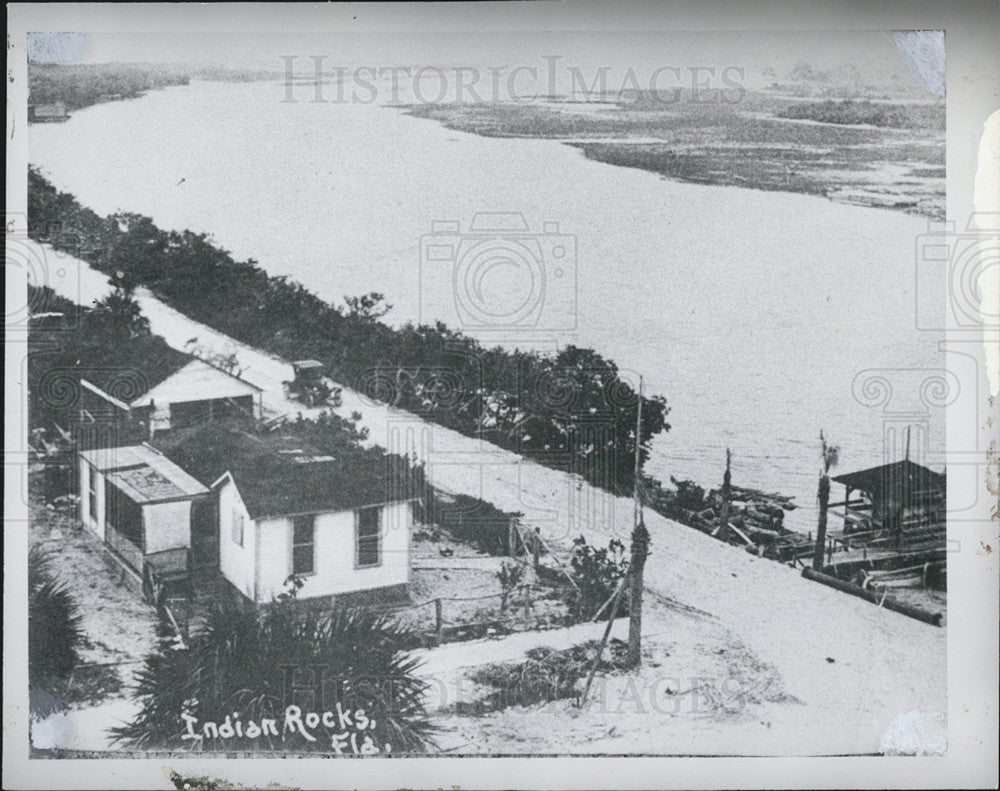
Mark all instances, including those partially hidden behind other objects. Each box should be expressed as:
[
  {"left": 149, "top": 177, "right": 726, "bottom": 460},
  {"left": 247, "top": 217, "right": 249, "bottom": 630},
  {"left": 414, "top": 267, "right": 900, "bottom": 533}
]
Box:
[{"left": 659, "top": 484, "right": 799, "bottom": 552}]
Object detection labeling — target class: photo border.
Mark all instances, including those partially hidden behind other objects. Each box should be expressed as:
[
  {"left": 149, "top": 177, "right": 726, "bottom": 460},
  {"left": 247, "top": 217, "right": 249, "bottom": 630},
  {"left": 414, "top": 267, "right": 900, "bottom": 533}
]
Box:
[{"left": 5, "top": 2, "right": 998, "bottom": 789}]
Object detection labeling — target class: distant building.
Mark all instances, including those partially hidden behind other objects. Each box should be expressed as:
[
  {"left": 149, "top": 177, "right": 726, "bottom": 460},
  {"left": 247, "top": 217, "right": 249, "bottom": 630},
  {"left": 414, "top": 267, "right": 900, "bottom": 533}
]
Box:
[
  {"left": 80, "top": 356, "right": 263, "bottom": 438},
  {"left": 78, "top": 444, "right": 209, "bottom": 594},
  {"left": 28, "top": 101, "right": 70, "bottom": 122},
  {"left": 832, "top": 458, "right": 945, "bottom": 538},
  {"left": 158, "top": 424, "right": 417, "bottom": 606}
]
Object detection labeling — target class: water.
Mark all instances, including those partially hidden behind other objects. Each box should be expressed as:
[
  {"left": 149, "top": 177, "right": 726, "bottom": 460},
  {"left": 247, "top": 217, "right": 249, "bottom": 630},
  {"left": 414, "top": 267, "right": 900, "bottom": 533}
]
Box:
[{"left": 28, "top": 79, "right": 945, "bottom": 531}]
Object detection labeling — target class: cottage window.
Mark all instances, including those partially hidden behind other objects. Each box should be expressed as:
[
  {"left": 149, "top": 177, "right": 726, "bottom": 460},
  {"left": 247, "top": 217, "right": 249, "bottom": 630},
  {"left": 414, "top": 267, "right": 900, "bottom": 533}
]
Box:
[
  {"left": 232, "top": 509, "right": 244, "bottom": 547},
  {"left": 356, "top": 507, "right": 381, "bottom": 568},
  {"left": 88, "top": 464, "right": 98, "bottom": 521},
  {"left": 292, "top": 515, "right": 315, "bottom": 575}
]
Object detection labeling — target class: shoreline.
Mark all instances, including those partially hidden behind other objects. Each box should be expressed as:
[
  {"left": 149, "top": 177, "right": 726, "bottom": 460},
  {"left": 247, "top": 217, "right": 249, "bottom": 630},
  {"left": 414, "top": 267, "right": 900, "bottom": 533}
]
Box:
[{"left": 401, "top": 99, "right": 944, "bottom": 220}]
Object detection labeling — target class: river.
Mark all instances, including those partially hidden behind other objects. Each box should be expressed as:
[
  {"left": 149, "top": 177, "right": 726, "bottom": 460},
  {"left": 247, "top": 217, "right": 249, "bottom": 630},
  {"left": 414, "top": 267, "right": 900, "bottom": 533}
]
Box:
[{"left": 28, "top": 78, "right": 945, "bottom": 531}]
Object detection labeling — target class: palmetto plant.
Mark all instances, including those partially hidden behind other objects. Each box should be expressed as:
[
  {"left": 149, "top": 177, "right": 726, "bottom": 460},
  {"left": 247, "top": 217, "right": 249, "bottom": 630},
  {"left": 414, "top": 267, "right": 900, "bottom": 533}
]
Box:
[
  {"left": 28, "top": 545, "right": 83, "bottom": 715},
  {"left": 29, "top": 546, "right": 83, "bottom": 679},
  {"left": 111, "top": 601, "right": 434, "bottom": 754}
]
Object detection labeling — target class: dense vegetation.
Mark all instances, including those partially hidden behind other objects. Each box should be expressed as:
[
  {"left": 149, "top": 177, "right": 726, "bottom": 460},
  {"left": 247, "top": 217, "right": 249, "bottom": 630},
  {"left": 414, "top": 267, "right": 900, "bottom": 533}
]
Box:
[
  {"left": 774, "top": 99, "right": 943, "bottom": 129},
  {"left": 28, "top": 169, "right": 669, "bottom": 496},
  {"left": 28, "top": 63, "right": 192, "bottom": 111},
  {"left": 29, "top": 545, "right": 83, "bottom": 717},
  {"left": 111, "top": 601, "right": 434, "bottom": 753},
  {"left": 27, "top": 284, "right": 182, "bottom": 440},
  {"left": 28, "top": 62, "right": 274, "bottom": 113}
]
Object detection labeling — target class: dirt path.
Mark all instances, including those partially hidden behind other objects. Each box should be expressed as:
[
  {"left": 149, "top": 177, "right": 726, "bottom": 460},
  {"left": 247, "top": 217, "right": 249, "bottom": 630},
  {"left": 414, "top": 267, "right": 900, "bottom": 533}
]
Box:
[{"left": 37, "top": 243, "right": 946, "bottom": 755}]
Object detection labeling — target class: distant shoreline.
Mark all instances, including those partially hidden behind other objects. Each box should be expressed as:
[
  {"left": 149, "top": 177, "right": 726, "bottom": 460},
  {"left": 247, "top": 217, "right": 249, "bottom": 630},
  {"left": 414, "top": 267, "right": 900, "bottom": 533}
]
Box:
[{"left": 402, "top": 98, "right": 944, "bottom": 220}]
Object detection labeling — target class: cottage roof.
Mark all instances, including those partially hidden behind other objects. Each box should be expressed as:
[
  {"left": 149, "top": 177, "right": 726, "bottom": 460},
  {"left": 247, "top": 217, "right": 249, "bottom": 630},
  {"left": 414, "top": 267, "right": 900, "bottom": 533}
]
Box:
[
  {"left": 79, "top": 444, "right": 209, "bottom": 503},
  {"left": 129, "top": 358, "right": 262, "bottom": 407},
  {"left": 831, "top": 459, "right": 945, "bottom": 496},
  {"left": 82, "top": 354, "right": 260, "bottom": 408},
  {"left": 76, "top": 343, "right": 191, "bottom": 404},
  {"left": 156, "top": 424, "right": 413, "bottom": 520}
]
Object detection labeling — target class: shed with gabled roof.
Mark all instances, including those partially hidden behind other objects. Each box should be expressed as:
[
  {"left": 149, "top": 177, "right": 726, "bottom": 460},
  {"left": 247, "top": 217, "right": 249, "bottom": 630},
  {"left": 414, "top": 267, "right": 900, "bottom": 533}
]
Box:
[{"left": 80, "top": 356, "right": 263, "bottom": 437}]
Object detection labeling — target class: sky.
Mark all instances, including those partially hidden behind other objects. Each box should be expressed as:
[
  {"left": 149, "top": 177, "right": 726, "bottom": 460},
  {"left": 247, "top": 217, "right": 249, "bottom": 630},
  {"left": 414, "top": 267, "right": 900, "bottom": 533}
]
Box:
[{"left": 27, "top": 30, "right": 945, "bottom": 97}]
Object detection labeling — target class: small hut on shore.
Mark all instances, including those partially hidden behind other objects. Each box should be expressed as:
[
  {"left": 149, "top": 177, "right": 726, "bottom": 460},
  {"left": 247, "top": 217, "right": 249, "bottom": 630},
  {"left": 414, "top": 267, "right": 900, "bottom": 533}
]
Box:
[
  {"left": 831, "top": 459, "right": 945, "bottom": 536},
  {"left": 28, "top": 101, "right": 69, "bottom": 122}
]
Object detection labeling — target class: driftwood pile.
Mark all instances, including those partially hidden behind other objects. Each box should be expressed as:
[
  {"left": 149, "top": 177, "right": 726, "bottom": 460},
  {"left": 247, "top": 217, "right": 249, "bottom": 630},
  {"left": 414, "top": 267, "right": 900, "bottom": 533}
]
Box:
[{"left": 644, "top": 477, "right": 799, "bottom": 552}]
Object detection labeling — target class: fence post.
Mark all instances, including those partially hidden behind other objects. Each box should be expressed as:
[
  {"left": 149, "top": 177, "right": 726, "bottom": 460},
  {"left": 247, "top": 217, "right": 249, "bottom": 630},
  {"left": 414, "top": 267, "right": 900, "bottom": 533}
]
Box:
[
  {"left": 627, "top": 519, "right": 650, "bottom": 669},
  {"left": 434, "top": 598, "right": 443, "bottom": 646},
  {"left": 533, "top": 527, "right": 541, "bottom": 571},
  {"left": 508, "top": 519, "right": 516, "bottom": 557}
]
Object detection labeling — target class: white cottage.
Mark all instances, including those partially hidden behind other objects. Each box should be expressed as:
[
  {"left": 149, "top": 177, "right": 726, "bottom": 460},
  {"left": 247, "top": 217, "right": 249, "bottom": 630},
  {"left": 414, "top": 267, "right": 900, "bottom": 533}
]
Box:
[
  {"left": 78, "top": 444, "right": 209, "bottom": 589},
  {"left": 215, "top": 471, "right": 414, "bottom": 605},
  {"left": 80, "top": 357, "right": 263, "bottom": 437},
  {"left": 157, "top": 425, "right": 417, "bottom": 606}
]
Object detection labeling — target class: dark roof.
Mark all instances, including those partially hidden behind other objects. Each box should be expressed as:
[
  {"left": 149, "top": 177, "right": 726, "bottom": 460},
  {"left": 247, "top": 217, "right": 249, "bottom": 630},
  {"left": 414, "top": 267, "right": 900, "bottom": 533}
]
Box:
[
  {"left": 74, "top": 339, "right": 192, "bottom": 403},
  {"left": 832, "top": 459, "right": 945, "bottom": 496},
  {"left": 155, "top": 423, "right": 412, "bottom": 520}
]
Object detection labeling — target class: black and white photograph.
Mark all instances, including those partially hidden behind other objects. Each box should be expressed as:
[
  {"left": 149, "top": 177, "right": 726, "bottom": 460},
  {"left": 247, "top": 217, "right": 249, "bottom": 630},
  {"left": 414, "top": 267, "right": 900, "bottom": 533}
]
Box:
[{"left": 4, "top": 2, "right": 998, "bottom": 789}]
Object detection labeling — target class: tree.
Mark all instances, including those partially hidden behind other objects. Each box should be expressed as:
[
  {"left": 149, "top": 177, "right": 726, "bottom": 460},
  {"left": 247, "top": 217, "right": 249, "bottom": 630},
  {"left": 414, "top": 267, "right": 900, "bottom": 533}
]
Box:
[
  {"left": 344, "top": 292, "right": 392, "bottom": 322},
  {"left": 111, "top": 601, "right": 435, "bottom": 754},
  {"left": 94, "top": 284, "right": 150, "bottom": 338}
]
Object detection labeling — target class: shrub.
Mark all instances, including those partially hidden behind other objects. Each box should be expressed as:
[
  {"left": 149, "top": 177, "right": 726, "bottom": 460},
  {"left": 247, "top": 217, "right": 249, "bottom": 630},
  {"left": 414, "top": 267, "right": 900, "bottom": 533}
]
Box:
[
  {"left": 497, "top": 561, "right": 526, "bottom": 612},
  {"left": 426, "top": 490, "right": 516, "bottom": 556},
  {"left": 467, "top": 639, "right": 628, "bottom": 712},
  {"left": 28, "top": 545, "right": 83, "bottom": 715},
  {"left": 669, "top": 477, "right": 709, "bottom": 512},
  {"left": 112, "top": 601, "right": 435, "bottom": 754},
  {"left": 566, "top": 536, "right": 629, "bottom": 622}
]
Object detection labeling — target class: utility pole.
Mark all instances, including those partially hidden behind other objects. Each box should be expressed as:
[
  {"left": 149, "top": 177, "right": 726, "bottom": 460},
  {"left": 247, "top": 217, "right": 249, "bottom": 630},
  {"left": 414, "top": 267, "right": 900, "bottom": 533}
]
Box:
[
  {"left": 627, "top": 376, "right": 649, "bottom": 669},
  {"left": 813, "top": 430, "right": 839, "bottom": 571}
]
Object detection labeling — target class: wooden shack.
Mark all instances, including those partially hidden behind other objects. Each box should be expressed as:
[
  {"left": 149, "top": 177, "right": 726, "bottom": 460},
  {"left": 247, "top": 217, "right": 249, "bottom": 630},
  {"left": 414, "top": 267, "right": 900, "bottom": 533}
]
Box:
[
  {"left": 28, "top": 101, "right": 69, "bottom": 122},
  {"left": 821, "top": 459, "right": 947, "bottom": 586},
  {"left": 831, "top": 459, "right": 945, "bottom": 540}
]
